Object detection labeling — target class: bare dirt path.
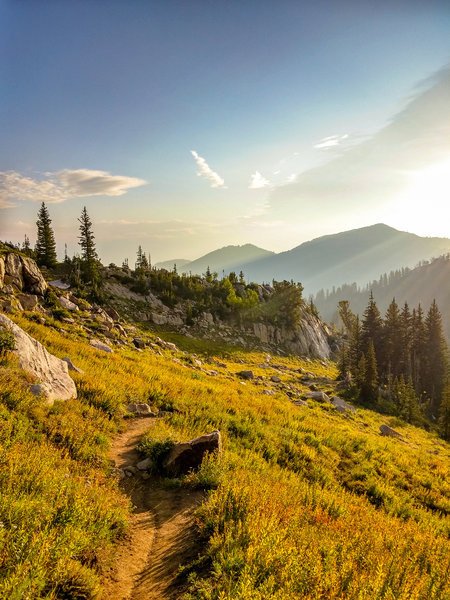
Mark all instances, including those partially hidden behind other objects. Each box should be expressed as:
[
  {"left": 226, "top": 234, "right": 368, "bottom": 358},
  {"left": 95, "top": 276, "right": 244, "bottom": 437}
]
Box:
[{"left": 101, "top": 418, "right": 204, "bottom": 600}]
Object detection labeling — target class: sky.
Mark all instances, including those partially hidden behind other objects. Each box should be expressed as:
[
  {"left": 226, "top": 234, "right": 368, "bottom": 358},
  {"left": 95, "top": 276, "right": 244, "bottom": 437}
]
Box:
[{"left": 1, "top": 0, "right": 449, "bottom": 265}]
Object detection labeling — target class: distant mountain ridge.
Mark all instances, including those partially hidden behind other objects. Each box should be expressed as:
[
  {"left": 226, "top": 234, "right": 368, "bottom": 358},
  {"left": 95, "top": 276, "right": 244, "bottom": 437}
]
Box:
[
  {"left": 314, "top": 254, "right": 450, "bottom": 341},
  {"left": 161, "top": 225, "right": 450, "bottom": 294},
  {"left": 180, "top": 244, "right": 274, "bottom": 276}
]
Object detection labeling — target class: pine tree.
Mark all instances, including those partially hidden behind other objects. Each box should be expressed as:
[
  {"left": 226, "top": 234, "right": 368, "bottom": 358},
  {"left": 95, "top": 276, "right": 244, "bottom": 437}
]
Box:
[
  {"left": 348, "top": 315, "right": 363, "bottom": 377},
  {"left": 361, "top": 291, "right": 383, "bottom": 361},
  {"left": 78, "top": 206, "right": 99, "bottom": 284},
  {"left": 411, "top": 305, "right": 427, "bottom": 400},
  {"left": 35, "top": 202, "right": 57, "bottom": 268},
  {"left": 382, "top": 298, "right": 402, "bottom": 380},
  {"left": 399, "top": 302, "right": 412, "bottom": 380},
  {"left": 424, "top": 300, "right": 448, "bottom": 415},
  {"left": 439, "top": 381, "right": 450, "bottom": 441},
  {"left": 360, "top": 341, "right": 378, "bottom": 404}
]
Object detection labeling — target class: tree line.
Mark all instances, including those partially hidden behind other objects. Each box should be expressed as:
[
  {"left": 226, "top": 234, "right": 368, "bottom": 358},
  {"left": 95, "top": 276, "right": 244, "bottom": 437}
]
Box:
[{"left": 338, "top": 294, "right": 450, "bottom": 438}]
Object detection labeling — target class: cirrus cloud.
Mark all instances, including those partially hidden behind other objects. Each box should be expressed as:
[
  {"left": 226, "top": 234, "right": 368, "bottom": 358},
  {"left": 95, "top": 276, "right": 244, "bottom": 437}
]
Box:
[
  {"left": 0, "top": 168, "right": 147, "bottom": 207},
  {"left": 190, "top": 150, "right": 225, "bottom": 188}
]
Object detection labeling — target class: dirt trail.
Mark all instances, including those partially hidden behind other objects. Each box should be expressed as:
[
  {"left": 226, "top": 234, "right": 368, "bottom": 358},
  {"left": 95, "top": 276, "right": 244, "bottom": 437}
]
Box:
[{"left": 101, "top": 419, "right": 204, "bottom": 600}]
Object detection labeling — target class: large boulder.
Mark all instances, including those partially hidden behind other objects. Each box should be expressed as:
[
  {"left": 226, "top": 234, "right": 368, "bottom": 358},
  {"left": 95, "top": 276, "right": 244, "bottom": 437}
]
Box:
[
  {"left": 0, "top": 313, "right": 77, "bottom": 403},
  {"left": 89, "top": 338, "right": 114, "bottom": 353},
  {"left": 379, "top": 424, "right": 403, "bottom": 439},
  {"left": 305, "top": 391, "right": 330, "bottom": 403},
  {"left": 1, "top": 253, "right": 47, "bottom": 295},
  {"left": 331, "top": 396, "right": 356, "bottom": 414},
  {"left": 164, "top": 430, "right": 222, "bottom": 476},
  {"left": 236, "top": 370, "right": 254, "bottom": 380}
]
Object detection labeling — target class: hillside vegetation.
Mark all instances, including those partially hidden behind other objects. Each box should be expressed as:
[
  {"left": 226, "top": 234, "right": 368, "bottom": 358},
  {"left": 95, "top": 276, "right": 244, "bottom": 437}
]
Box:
[{"left": 1, "top": 311, "right": 449, "bottom": 599}]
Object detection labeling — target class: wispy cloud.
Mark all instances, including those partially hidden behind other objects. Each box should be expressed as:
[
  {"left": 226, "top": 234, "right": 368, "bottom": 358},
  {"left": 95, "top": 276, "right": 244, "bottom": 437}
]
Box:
[
  {"left": 0, "top": 168, "right": 147, "bottom": 207},
  {"left": 270, "top": 65, "right": 450, "bottom": 218},
  {"left": 314, "top": 134, "right": 349, "bottom": 149},
  {"left": 190, "top": 150, "right": 225, "bottom": 188},
  {"left": 249, "top": 171, "right": 270, "bottom": 189}
]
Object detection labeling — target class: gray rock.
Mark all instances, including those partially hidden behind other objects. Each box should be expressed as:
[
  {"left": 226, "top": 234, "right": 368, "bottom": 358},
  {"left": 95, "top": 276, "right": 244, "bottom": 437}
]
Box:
[
  {"left": 270, "top": 375, "right": 281, "bottom": 383},
  {"left": 127, "top": 403, "right": 156, "bottom": 417},
  {"left": 0, "top": 313, "right": 76, "bottom": 404},
  {"left": 304, "top": 391, "right": 330, "bottom": 403},
  {"left": 59, "top": 296, "right": 79, "bottom": 312},
  {"left": 164, "top": 430, "right": 222, "bottom": 476},
  {"left": 105, "top": 307, "right": 120, "bottom": 321},
  {"left": 262, "top": 389, "right": 275, "bottom": 396},
  {"left": 136, "top": 457, "right": 154, "bottom": 471},
  {"left": 379, "top": 424, "right": 403, "bottom": 439},
  {"left": 49, "top": 279, "right": 71, "bottom": 290},
  {"left": 292, "top": 399, "right": 308, "bottom": 407},
  {"left": 62, "top": 357, "right": 84, "bottom": 374},
  {"left": 236, "top": 370, "right": 254, "bottom": 380},
  {"left": 17, "top": 294, "right": 38, "bottom": 311},
  {"left": 331, "top": 396, "right": 356, "bottom": 414},
  {"left": 133, "top": 337, "right": 147, "bottom": 349},
  {"left": 89, "top": 338, "right": 114, "bottom": 353}
]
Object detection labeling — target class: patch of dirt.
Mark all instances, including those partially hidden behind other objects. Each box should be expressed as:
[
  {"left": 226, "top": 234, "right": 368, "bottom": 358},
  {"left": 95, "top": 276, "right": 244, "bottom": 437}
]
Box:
[{"left": 101, "top": 418, "right": 204, "bottom": 600}]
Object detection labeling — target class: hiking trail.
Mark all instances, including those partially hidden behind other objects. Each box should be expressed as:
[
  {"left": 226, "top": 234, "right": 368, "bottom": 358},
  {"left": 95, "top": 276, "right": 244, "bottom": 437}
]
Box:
[{"left": 101, "top": 418, "right": 204, "bottom": 600}]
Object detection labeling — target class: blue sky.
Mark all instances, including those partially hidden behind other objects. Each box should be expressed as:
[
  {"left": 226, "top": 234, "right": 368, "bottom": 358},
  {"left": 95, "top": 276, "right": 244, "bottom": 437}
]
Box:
[{"left": 1, "top": 1, "right": 449, "bottom": 264}]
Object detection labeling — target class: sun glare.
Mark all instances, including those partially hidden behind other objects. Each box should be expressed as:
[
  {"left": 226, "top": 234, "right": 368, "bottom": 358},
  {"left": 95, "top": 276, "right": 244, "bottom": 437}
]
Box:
[{"left": 391, "top": 158, "right": 450, "bottom": 237}]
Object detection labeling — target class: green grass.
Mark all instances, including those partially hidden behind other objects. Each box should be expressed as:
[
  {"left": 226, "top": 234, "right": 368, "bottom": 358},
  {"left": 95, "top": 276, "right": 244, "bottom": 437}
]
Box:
[{"left": 1, "top": 313, "right": 449, "bottom": 599}]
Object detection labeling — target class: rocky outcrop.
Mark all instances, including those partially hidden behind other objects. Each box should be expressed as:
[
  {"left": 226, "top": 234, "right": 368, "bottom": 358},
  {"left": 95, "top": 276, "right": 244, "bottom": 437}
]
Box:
[
  {"left": 89, "top": 338, "right": 114, "bottom": 353},
  {"left": 252, "top": 311, "right": 331, "bottom": 359},
  {"left": 164, "top": 430, "right": 222, "bottom": 475},
  {"left": 0, "top": 253, "right": 47, "bottom": 295},
  {"left": 331, "top": 396, "right": 356, "bottom": 414},
  {"left": 0, "top": 313, "right": 77, "bottom": 403}
]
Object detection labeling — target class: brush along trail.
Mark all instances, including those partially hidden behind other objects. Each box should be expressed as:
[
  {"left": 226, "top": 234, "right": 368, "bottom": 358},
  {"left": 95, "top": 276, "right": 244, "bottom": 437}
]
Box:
[{"left": 101, "top": 418, "right": 204, "bottom": 600}]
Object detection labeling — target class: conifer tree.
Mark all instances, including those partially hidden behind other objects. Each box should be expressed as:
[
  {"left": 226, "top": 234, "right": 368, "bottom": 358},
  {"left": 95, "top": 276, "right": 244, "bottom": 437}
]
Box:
[
  {"left": 361, "top": 291, "right": 383, "bottom": 360},
  {"left": 399, "top": 302, "right": 412, "bottom": 380},
  {"left": 382, "top": 298, "right": 402, "bottom": 380},
  {"left": 78, "top": 206, "right": 99, "bottom": 284},
  {"left": 424, "top": 300, "right": 448, "bottom": 414},
  {"left": 360, "top": 341, "right": 378, "bottom": 404},
  {"left": 411, "top": 305, "right": 427, "bottom": 399},
  {"left": 439, "top": 381, "right": 450, "bottom": 441},
  {"left": 349, "top": 315, "right": 363, "bottom": 377},
  {"left": 35, "top": 202, "right": 57, "bottom": 268}
]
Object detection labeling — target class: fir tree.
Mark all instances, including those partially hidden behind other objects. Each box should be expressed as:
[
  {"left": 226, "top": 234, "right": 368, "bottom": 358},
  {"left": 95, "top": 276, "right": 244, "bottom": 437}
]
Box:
[
  {"left": 360, "top": 341, "right": 378, "bottom": 404},
  {"left": 411, "top": 305, "right": 427, "bottom": 400},
  {"left": 439, "top": 381, "right": 450, "bottom": 441},
  {"left": 382, "top": 298, "right": 402, "bottom": 380},
  {"left": 399, "top": 302, "right": 412, "bottom": 380},
  {"left": 35, "top": 202, "right": 57, "bottom": 268},
  {"left": 424, "top": 300, "right": 448, "bottom": 414},
  {"left": 361, "top": 291, "right": 383, "bottom": 360},
  {"left": 348, "top": 315, "right": 363, "bottom": 377},
  {"left": 78, "top": 206, "right": 99, "bottom": 284}
]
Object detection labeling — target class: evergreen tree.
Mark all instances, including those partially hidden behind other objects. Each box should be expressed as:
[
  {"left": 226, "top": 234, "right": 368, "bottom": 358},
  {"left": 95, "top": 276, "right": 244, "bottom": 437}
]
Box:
[
  {"left": 361, "top": 291, "right": 383, "bottom": 361},
  {"left": 360, "top": 341, "right": 378, "bottom": 404},
  {"left": 399, "top": 302, "right": 412, "bottom": 380},
  {"left": 382, "top": 298, "right": 402, "bottom": 380},
  {"left": 348, "top": 315, "right": 363, "bottom": 377},
  {"left": 135, "top": 245, "right": 144, "bottom": 270},
  {"left": 424, "top": 300, "right": 448, "bottom": 414},
  {"left": 411, "top": 305, "right": 427, "bottom": 400},
  {"left": 338, "top": 300, "right": 356, "bottom": 335},
  {"left": 78, "top": 206, "right": 99, "bottom": 284},
  {"left": 337, "top": 342, "right": 350, "bottom": 380},
  {"left": 35, "top": 202, "right": 57, "bottom": 268},
  {"left": 393, "top": 376, "right": 421, "bottom": 424},
  {"left": 439, "top": 381, "right": 450, "bottom": 441}
]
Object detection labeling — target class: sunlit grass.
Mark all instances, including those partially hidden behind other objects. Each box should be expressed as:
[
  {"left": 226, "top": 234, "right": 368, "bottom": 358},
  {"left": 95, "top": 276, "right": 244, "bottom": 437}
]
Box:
[{"left": 1, "top": 314, "right": 449, "bottom": 599}]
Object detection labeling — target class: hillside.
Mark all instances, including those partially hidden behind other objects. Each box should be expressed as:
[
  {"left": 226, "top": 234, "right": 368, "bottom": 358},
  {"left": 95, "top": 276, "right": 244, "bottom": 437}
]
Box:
[
  {"left": 315, "top": 254, "right": 450, "bottom": 340},
  {"left": 1, "top": 251, "right": 450, "bottom": 599},
  {"left": 154, "top": 258, "right": 190, "bottom": 271}
]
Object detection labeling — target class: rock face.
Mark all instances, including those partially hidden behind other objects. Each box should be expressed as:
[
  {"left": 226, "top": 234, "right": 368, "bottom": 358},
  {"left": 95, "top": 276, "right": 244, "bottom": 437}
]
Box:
[
  {"left": 164, "top": 430, "right": 222, "bottom": 475},
  {"left": 379, "top": 424, "right": 403, "bottom": 439},
  {"left": 252, "top": 312, "right": 331, "bottom": 359},
  {"left": 0, "top": 313, "right": 77, "bottom": 403},
  {"left": 0, "top": 253, "right": 47, "bottom": 295}
]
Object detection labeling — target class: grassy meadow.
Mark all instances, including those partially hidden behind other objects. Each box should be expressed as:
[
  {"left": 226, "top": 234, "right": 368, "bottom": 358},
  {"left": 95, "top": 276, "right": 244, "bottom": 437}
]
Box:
[{"left": 0, "top": 313, "right": 449, "bottom": 599}]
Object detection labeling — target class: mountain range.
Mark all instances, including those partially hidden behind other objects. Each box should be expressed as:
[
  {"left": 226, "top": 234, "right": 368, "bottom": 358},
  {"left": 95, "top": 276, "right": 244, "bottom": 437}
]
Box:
[
  {"left": 314, "top": 254, "right": 450, "bottom": 341},
  {"left": 159, "top": 224, "right": 450, "bottom": 294}
]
